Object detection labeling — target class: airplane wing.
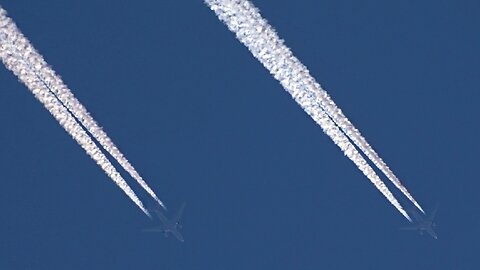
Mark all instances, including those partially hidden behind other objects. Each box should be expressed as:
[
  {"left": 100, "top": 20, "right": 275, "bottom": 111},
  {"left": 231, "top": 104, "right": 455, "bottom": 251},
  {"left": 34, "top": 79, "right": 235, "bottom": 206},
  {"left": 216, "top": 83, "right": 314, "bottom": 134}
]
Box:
[
  {"left": 142, "top": 226, "right": 164, "bottom": 233},
  {"left": 172, "top": 202, "right": 186, "bottom": 225},
  {"left": 171, "top": 230, "right": 184, "bottom": 242},
  {"left": 426, "top": 227, "right": 438, "bottom": 239},
  {"left": 399, "top": 225, "right": 419, "bottom": 231}
]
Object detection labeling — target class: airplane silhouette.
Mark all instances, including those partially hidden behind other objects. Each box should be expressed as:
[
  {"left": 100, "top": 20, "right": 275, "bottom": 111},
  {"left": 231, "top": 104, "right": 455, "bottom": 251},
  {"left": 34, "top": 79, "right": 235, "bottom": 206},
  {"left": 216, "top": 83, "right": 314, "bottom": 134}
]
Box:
[
  {"left": 400, "top": 204, "right": 438, "bottom": 239},
  {"left": 143, "top": 203, "right": 186, "bottom": 242}
]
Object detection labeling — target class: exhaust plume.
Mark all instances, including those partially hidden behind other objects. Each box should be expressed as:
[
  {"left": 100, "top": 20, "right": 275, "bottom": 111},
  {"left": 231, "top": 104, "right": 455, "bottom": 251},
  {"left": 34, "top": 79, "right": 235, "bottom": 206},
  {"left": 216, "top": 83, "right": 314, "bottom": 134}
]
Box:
[
  {"left": 205, "top": 0, "right": 419, "bottom": 220},
  {"left": 0, "top": 7, "right": 165, "bottom": 209},
  {"left": 0, "top": 8, "right": 151, "bottom": 216}
]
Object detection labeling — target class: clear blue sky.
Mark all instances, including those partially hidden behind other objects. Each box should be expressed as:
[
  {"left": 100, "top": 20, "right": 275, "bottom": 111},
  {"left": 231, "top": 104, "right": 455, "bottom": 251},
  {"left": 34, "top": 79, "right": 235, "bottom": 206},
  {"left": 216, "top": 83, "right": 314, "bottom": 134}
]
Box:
[{"left": 1, "top": 0, "right": 479, "bottom": 269}]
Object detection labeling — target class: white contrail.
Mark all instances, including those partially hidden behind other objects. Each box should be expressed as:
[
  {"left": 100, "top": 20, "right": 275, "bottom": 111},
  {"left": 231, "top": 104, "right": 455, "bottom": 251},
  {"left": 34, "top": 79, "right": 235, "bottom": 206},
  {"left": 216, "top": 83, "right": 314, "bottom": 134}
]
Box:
[
  {"left": 207, "top": 0, "right": 423, "bottom": 214},
  {"left": 0, "top": 7, "right": 165, "bottom": 210},
  {"left": 304, "top": 81, "right": 424, "bottom": 214},
  {"left": 301, "top": 93, "right": 411, "bottom": 221},
  {"left": 0, "top": 8, "right": 151, "bottom": 216},
  {"left": 205, "top": 0, "right": 417, "bottom": 220}
]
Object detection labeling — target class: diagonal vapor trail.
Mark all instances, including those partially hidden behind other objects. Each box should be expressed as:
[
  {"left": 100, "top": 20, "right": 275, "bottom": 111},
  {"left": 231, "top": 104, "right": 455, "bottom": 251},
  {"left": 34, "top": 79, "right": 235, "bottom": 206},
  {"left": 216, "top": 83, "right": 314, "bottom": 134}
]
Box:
[
  {"left": 205, "top": 0, "right": 420, "bottom": 220},
  {"left": 0, "top": 7, "right": 165, "bottom": 210},
  {"left": 0, "top": 8, "right": 152, "bottom": 216},
  {"left": 303, "top": 81, "right": 424, "bottom": 214}
]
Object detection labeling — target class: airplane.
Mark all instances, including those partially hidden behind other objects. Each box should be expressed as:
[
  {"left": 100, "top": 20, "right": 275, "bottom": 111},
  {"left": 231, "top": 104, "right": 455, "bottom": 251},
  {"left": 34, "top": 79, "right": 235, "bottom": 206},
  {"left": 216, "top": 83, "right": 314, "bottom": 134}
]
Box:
[
  {"left": 400, "top": 204, "right": 438, "bottom": 239},
  {"left": 143, "top": 202, "right": 186, "bottom": 242}
]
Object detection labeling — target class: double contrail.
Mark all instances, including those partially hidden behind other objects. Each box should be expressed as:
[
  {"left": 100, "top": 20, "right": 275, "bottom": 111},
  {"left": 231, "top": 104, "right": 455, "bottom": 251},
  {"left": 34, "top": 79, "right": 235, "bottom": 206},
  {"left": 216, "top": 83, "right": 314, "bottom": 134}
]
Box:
[
  {"left": 0, "top": 2, "right": 421, "bottom": 220},
  {"left": 205, "top": 0, "right": 422, "bottom": 219},
  {"left": 0, "top": 7, "right": 162, "bottom": 214}
]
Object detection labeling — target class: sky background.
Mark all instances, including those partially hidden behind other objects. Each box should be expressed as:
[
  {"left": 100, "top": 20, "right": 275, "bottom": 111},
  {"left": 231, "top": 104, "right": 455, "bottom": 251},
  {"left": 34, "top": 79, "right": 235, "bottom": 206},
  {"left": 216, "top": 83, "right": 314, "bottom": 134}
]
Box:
[{"left": 0, "top": 0, "right": 479, "bottom": 269}]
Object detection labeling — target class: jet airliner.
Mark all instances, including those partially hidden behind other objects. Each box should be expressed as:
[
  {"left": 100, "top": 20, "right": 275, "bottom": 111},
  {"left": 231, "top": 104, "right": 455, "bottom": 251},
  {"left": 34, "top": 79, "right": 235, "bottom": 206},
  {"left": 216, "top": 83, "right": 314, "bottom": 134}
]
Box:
[
  {"left": 400, "top": 204, "right": 438, "bottom": 239},
  {"left": 143, "top": 203, "right": 186, "bottom": 242}
]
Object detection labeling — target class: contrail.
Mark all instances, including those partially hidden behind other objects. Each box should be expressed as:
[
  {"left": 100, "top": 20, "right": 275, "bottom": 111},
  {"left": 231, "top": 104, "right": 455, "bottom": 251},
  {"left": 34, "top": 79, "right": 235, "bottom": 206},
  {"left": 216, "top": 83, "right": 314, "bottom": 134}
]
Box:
[
  {"left": 0, "top": 7, "right": 165, "bottom": 210},
  {"left": 0, "top": 8, "right": 151, "bottom": 216},
  {"left": 304, "top": 81, "right": 424, "bottom": 214},
  {"left": 205, "top": 0, "right": 418, "bottom": 220}
]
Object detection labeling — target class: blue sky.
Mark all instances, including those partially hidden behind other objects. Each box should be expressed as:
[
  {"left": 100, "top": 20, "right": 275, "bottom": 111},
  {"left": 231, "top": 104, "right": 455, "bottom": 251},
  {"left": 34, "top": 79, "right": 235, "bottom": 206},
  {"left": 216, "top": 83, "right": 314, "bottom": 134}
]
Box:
[{"left": 1, "top": 0, "right": 479, "bottom": 269}]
